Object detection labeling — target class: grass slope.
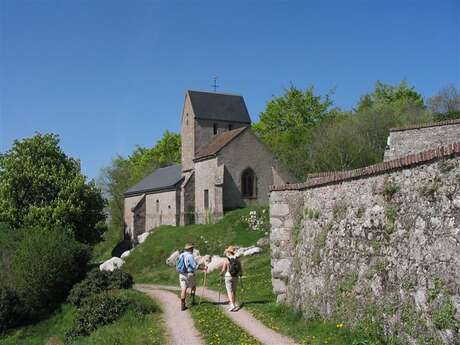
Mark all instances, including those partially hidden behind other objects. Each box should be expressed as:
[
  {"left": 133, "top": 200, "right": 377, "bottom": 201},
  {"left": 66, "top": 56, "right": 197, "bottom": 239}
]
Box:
[
  {"left": 124, "top": 208, "right": 394, "bottom": 345},
  {"left": 0, "top": 290, "right": 166, "bottom": 345},
  {"left": 123, "top": 208, "right": 264, "bottom": 284}
]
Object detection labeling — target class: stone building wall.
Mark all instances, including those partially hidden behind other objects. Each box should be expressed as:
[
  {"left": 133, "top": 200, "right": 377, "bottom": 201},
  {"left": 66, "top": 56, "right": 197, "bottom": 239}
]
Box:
[
  {"left": 270, "top": 143, "right": 460, "bottom": 344},
  {"left": 384, "top": 120, "right": 460, "bottom": 161},
  {"left": 194, "top": 157, "right": 223, "bottom": 223},
  {"left": 218, "top": 129, "right": 296, "bottom": 210},
  {"left": 181, "top": 94, "right": 195, "bottom": 172},
  {"left": 124, "top": 194, "right": 144, "bottom": 240},
  {"left": 194, "top": 119, "right": 247, "bottom": 154},
  {"left": 145, "top": 189, "right": 180, "bottom": 230}
]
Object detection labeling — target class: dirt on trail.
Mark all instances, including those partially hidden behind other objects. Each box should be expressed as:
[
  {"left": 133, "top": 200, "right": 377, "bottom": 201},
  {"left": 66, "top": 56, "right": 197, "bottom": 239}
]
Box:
[
  {"left": 135, "top": 285, "right": 204, "bottom": 345},
  {"left": 135, "top": 284, "right": 299, "bottom": 345}
]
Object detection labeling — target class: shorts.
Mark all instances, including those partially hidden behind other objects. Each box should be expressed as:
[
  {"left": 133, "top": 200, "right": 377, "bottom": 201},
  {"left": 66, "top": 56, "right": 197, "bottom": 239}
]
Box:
[
  {"left": 225, "top": 275, "right": 238, "bottom": 293},
  {"left": 179, "top": 273, "right": 196, "bottom": 289}
]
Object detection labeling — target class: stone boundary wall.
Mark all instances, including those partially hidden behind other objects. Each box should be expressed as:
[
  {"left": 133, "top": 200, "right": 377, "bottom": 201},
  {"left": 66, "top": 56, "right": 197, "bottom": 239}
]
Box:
[
  {"left": 389, "top": 119, "right": 460, "bottom": 132},
  {"left": 269, "top": 143, "right": 460, "bottom": 344},
  {"left": 272, "top": 142, "right": 460, "bottom": 191}
]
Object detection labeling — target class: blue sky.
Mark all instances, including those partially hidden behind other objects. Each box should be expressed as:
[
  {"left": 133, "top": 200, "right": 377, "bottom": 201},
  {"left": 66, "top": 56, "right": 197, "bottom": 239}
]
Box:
[{"left": 1, "top": 0, "right": 459, "bottom": 179}]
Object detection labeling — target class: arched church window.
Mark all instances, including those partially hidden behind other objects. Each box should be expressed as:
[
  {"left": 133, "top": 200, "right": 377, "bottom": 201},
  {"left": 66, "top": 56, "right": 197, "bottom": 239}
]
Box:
[
  {"left": 213, "top": 123, "right": 218, "bottom": 135},
  {"left": 241, "top": 168, "right": 256, "bottom": 198}
]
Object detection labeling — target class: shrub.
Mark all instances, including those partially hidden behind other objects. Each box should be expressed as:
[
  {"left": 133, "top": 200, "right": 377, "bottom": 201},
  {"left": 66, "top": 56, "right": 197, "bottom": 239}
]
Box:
[
  {"left": 65, "top": 293, "right": 130, "bottom": 339},
  {"left": 68, "top": 269, "right": 133, "bottom": 306},
  {"left": 106, "top": 269, "right": 134, "bottom": 289},
  {"left": 0, "top": 287, "right": 22, "bottom": 333},
  {"left": 12, "top": 227, "right": 90, "bottom": 320}
]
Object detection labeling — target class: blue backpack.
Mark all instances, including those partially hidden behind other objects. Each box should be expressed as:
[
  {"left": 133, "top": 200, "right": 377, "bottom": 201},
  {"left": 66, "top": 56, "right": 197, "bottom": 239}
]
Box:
[{"left": 176, "top": 253, "right": 187, "bottom": 273}]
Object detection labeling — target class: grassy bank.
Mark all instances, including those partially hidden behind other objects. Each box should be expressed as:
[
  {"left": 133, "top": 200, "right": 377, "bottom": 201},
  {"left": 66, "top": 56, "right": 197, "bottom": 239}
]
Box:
[
  {"left": 0, "top": 290, "right": 166, "bottom": 345},
  {"left": 123, "top": 208, "right": 265, "bottom": 284}
]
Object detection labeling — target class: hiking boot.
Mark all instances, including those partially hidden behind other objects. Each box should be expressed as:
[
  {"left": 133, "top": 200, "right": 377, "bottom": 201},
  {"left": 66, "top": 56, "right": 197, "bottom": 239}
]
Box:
[{"left": 181, "top": 299, "right": 187, "bottom": 311}]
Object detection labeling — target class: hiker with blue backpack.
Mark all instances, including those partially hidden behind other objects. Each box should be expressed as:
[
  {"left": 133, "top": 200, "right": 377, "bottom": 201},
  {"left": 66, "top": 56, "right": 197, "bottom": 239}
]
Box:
[
  {"left": 176, "top": 243, "right": 207, "bottom": 311},
  {"left": 220, "top": 246, "right": 243, "bottom": 311}
]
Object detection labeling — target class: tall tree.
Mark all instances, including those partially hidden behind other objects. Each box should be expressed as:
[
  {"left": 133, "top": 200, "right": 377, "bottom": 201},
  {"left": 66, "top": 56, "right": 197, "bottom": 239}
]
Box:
[
  {"left": 0, "top": 133, "right": 106, "bottom": 244},
  {"left": 356, "top": 80, "right": 424, "bottom": 112},
  {"left": 100, "top": 131, "right": 181, "bottom": 233},
  {"left": 253, "top": 86, "right": 337, "bottom": 178},
  {"left": 428, "top": 84, "right": 460, "bottom": 118}
]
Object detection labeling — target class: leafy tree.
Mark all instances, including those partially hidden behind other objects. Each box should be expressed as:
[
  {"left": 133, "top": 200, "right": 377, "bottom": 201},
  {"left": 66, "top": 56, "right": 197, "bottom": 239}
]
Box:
[
  {"left": 0, "top": 133, "right": 106, "bottom": 244},
  {"left": 428, "top": 84, "right": 460, "bottom": 120},
  {"left": 356, "top": 80, "right": 424, "bottom": 112},
  {"left": 100, "top": 130, "right": 181, "bottom": 234},
  {"left": 13, "top": 227, "right": 89, "bottom": 319},
  {"left": 253, "top": 86, "right": 337, "bottom": 178},
  {"left": 253, "top": 85, "right": 334, "bottom": 142}
]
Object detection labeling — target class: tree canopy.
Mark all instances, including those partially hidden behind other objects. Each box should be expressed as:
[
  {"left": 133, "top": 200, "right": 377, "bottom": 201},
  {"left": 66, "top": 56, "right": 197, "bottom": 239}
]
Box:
[
  {"left": 100, "top": 130, "right": 181, "bottom": 234},
  {"left": 253, "top": 81, "right": 430, "bottom": 179},
  {"left": 0, "top": 133, "right": 106, "bottom": 244},
  {"left": 356, "top": 80, "right": 424, "bottom": 112}
]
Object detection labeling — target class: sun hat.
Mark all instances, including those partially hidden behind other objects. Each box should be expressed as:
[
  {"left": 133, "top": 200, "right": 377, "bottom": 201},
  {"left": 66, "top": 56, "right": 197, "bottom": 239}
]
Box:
[
  {"left": 225, "top": 245, "right": 236, "bottom": 255},
  {"left": 184, "top": 243, "right": 194, "bottom": 250}
]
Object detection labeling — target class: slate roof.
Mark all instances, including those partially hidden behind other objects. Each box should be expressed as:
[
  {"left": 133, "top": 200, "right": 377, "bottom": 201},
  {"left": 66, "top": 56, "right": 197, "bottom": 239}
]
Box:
[
  {"left": 194, "top": 127, "right": 248, "bottom": 161},
  {"left": 188, "top": 90, "right": 251, "bottom": 123},
  {"left": 124, "top": 164, "right": 183, "bottom": 196}
]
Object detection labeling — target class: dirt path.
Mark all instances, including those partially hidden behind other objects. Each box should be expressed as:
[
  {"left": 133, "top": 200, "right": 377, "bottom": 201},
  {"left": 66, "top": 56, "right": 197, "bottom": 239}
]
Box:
[
  {"left": 136, "top": 284, "right": 299, "bottom": 345},
  {"left": 135, "top": 285, "right": 204, "bottom": 345}
]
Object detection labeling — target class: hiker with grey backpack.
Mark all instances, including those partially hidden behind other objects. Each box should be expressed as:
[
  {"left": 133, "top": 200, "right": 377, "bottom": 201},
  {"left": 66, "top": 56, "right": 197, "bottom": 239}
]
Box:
[
  {"left": 220, "top": 246, "right": 243, "bottom": 311},
  {"left": 176, "top": 243, "right": 207, "bottom": 311}
]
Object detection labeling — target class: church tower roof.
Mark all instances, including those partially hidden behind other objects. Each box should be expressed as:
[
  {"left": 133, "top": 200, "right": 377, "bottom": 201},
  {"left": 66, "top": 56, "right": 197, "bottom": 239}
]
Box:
[{"left": 187, "top": 90, "right": 251, "bottom": 124}]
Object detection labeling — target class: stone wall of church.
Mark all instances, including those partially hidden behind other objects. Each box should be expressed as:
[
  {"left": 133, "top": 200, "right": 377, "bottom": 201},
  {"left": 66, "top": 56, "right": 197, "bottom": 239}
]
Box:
[
  {"left": 194, "top": 119, "right": 247, "bottom": 153},
  {"left": 269, "top": 145, "right": 460, "bottom": 344},
  {"left": 124, "top": 195, "right": 144, "bottom": 240},
  {"left": 145, "top": 189, "right": 180, "bottom": 230},
  {"left": 218, "top": 129, "right": 296, "bottom": 209},
  {"left": 194, "top": 157, "right": 223, "bottom": 223},
  {"left": 384, "top": 120, "right": 460, "bottom": 161},
  {"left": 181, "top": 94, "right": 195, "bottom": 172}
]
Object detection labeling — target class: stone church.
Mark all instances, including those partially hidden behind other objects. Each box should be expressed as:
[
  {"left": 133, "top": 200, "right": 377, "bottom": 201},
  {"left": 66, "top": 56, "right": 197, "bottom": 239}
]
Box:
[{"left": 123, "top": 90, "right": 296, "bottom": 241}]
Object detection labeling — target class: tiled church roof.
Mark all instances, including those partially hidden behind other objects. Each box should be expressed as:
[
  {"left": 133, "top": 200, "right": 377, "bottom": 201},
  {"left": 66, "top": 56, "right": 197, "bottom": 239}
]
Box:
[
  {"left": 194, "top": 127, "right": 248, "bottom": 161},
  {"left": 124, "top": 164, "right": 183, "bottom": 197},
  {"left": 188, "top": 90, "right": 251, "bottom": 123}
]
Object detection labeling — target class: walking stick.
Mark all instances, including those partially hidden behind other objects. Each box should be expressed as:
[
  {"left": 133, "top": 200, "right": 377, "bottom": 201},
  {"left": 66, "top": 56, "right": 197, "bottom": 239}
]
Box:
[
  {"left": 199, "top": 270, "right": 207, "bottom": 305},
  {"left": 218, "top": 276, "right": 223, "bottom": 304},
  {"left": 239, "top": 275, "right": 245, "bottom": 307}
]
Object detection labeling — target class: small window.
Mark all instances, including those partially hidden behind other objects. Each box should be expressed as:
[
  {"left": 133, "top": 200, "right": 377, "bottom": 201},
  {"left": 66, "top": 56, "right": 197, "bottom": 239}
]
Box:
[
  {"left": 213, "top": 123, "right": 217, "bottom": 135},
  {"left": 156, "top": 200, "right": 159, "bottom": 212},
  {"left": 185, "top": 113, "right": 188, "bottom": 125},
  {"left": 228, "top": 124, "right": 233, "bottom": 130},
  {"left": 241, "top": 168, "right": 256, "bottom": 198},
  {"left": 168, "top": 205, "right": 171, "bottom": 209},
  {"left": 204, "top": 189, "right": 209, "bottom": 209}
]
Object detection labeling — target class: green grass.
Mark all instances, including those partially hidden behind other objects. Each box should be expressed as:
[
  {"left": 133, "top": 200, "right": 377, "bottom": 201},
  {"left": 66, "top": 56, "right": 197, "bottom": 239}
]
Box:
[
  {"left": 0, "top": 290, "right": 166, "bottom": 345},
  {"left": 191, "top": 301, "right": 261, "bottom": 345},
  {"left": 123, "top": 207, "right": 265, "bottom": 284},
  {"left": 92, "top": 224, "right": 124, "bottom": 263}
]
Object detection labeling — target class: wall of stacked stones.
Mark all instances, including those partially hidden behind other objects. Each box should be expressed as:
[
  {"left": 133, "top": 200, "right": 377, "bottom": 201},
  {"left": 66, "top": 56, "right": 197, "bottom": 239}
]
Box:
[
  {"left": 384, "top": 121, "right": 460, "bottom": 161},
  {"left": 270, "top": 156, "right": 460, "bottom": 344}
]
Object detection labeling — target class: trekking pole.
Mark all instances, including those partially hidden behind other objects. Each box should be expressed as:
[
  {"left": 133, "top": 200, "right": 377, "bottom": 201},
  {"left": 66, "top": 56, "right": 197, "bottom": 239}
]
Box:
[
  {"left": 240, "top": 275, "right": 244, "bottom": 307},
  {"left": 218, "top": 275, "right": 222, "bottom": 304},
  {"left": 199, "top": 270, "right": 207, "bottom": 305}
]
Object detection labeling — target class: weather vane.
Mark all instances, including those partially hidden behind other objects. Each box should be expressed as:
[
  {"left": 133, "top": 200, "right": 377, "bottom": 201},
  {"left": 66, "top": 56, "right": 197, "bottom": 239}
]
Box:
[{"left": 212, "top": 75, "right": 219, "bottom": 92}]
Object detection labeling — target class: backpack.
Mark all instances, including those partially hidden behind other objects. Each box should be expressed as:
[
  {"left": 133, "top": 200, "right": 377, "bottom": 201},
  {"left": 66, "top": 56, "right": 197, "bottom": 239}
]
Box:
[
  {"left": 176, "top": 253, "right": 187, "bottom": 274},
  {"left": 228, "top": 257, "right": 241, "bottom": 277}
]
